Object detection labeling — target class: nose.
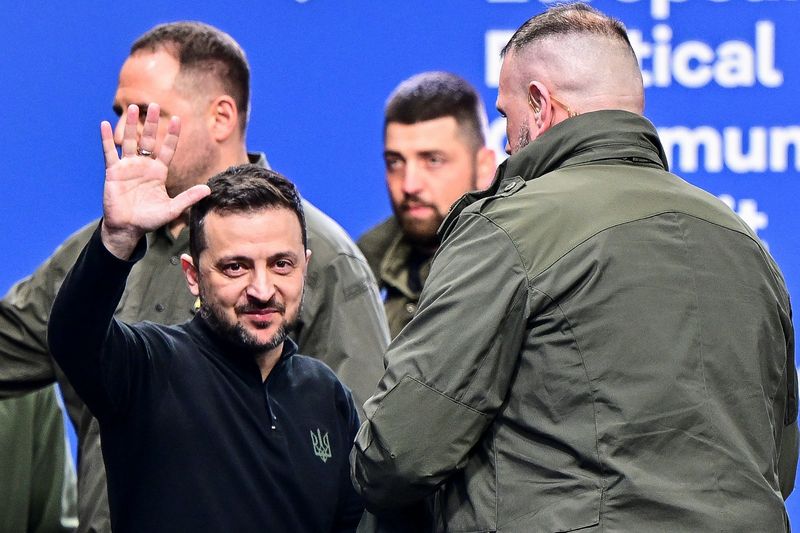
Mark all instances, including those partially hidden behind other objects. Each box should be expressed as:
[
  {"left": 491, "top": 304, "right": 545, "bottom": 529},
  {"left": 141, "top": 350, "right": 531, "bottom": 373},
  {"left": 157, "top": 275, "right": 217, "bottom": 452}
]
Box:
[
  {"left": 401, "top": 162, "right": 424, "bottom": 195},
  {"left": 246, "top": 268, "right": 276, "bottom": 302}
]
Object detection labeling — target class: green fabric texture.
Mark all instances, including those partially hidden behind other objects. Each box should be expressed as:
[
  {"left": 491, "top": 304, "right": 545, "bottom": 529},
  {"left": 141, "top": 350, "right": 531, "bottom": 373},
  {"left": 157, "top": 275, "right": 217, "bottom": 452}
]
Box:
[
  {"left": 358, "top": 217, "right": 433, "bottom": 339},
  {"left": 352, "top": 110, "right": 797, "bottom": 532},
  {"left": 0, "top": 386, "right": 77, "bottom": 533}
]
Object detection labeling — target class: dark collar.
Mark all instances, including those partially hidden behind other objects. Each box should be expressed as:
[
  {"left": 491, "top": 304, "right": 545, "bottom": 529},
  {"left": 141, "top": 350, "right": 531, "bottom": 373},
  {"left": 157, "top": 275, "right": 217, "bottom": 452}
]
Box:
[{"left": 187, "top": 313, "right": 298, "bottom": 378}]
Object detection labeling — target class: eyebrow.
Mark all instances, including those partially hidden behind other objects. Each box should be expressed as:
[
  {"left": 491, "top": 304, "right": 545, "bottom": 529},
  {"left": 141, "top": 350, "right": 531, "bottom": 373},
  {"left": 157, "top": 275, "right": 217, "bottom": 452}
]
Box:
[
  {"left": 384, "top": 149, "right": 446, "bottom": 159},
  {"left": 215, "top": 251, "right": 300, "bottom": 265}
]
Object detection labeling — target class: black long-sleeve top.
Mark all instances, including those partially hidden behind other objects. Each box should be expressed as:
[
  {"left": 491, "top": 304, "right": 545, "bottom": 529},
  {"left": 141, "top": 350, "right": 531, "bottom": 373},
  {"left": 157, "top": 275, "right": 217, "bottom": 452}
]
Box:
[{"left": 48, "top": 225, "right": 363, "bottom": 533}]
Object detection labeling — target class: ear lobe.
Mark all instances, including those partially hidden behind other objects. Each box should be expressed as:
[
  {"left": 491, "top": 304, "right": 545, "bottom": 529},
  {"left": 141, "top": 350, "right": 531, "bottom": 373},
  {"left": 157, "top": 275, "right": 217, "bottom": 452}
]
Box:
[{"left": 181, "top": 253, "right": 201, "bottom": 297}]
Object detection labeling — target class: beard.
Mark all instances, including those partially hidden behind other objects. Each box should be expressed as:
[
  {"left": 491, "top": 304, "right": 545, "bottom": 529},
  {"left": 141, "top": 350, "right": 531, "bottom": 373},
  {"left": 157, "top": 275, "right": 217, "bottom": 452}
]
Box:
[
  {"left": 199, "top": 291, "right": 297, "bottom": 357},
  {"left": 394, "top": 205, "right": 445, "bottom": 249},
  {"left": 392, "top": 161, "right": 480, "bottom": 249}
]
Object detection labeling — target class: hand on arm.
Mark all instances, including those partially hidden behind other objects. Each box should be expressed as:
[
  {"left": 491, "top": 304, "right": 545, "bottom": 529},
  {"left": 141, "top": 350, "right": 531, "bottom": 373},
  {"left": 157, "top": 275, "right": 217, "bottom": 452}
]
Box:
[{"left": 99, "top": 103, "right": 210, "bottom": 259}]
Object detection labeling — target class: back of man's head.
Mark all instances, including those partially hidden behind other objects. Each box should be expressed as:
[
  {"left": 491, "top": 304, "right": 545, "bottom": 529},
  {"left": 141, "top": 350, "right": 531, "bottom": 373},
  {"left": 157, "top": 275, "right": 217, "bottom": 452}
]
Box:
[
  {"left": 189, "top": 165, "right": 307, "bottom": 264},
  {"left": 502, "top": 2, "right": 644, "bottom": 115},
  {"left": 384, "top": 71, "right": 488, "bottom": 152},
  {"left": 132, "top": 21, "right": 250, "bottom": 133}
]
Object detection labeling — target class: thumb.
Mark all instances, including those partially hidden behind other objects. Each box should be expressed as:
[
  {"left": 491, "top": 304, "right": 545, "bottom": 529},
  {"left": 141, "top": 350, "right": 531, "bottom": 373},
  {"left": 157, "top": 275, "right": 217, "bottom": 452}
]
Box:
[{"left": 168, "top": 184, "right": 212, "bottom": 219}]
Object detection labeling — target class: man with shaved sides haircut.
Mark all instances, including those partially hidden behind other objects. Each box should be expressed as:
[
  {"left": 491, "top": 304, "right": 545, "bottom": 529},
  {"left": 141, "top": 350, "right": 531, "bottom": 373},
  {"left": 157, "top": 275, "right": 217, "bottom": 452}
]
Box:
[{"left": 351, "top": 3, "right": 797, "bottom": 531}]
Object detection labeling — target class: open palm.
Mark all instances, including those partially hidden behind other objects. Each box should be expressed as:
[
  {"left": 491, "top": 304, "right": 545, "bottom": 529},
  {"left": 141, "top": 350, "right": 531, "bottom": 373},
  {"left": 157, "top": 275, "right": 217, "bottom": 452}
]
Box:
[{"left": 99, "top": 104, "right": 210, "bottom": 257}]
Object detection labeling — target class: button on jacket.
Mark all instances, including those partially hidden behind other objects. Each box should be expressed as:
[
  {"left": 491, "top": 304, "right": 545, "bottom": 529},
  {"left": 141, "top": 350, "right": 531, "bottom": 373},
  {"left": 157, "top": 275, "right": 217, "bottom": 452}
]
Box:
[{"left": 351, "top": 110, "right": 797, "bottom": 532}]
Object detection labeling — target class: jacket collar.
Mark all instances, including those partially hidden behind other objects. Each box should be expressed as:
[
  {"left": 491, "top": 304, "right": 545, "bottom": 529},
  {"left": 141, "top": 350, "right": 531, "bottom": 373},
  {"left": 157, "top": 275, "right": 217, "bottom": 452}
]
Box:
[
  {"left": 440, "top": 110, "right": 668, "bottom": 238},
  {"left": 503, "top": 109, "right": 668, "bottom": 181},
  {"left": 248, "top": 152, "right": 271, "bottom": 169},
  {"left": 379, "top": 228, "right": 433, "bottom": 300}
]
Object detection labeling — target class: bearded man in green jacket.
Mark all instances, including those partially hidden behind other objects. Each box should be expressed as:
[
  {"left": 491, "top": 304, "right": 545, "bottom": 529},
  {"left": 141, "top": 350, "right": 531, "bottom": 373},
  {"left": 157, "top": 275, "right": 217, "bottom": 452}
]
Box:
[
  {"left": 351, "top": 3, "right": 797, "bottom": 531},
  {"left": 358, "top": 72, "right": 496, "bottom": 339}
]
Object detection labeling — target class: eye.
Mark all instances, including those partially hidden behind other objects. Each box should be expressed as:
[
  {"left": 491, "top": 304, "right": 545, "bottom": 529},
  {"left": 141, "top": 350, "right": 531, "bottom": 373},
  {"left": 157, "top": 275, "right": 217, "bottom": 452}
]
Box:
[
  {"left": 221, "top": 262, "right": 247, "bottom": 277},
  {"left": 384, "top": 156, "right": 404, "bottom": 172},
  {"left": 426, "top": 154, "right": 446, "bottom": 167},
  {"left": 273, "top": 258, "right": 295, "bottom": 274}
]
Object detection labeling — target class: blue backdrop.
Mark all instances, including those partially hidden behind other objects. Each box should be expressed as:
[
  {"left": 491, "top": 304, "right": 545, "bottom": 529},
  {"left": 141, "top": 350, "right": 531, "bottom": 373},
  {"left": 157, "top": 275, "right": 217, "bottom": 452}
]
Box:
[{"left": 2, "top": 0, "right": 797, "bottom": 523}]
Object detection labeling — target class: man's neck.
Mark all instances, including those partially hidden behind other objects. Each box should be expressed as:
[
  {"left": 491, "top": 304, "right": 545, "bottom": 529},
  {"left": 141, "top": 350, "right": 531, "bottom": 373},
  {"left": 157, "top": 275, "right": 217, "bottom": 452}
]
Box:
[
  {"left": 167, "top": 146, "right": 251, "bottom": 238},
  {"left": 256, "top": 344, "right": 283, "bottom": 382}
]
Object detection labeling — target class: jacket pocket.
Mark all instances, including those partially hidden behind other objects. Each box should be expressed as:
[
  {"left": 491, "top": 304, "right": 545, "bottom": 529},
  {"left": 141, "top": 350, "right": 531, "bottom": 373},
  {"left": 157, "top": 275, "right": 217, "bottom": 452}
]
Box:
[{"left": 498, "top": 488, "right": 601, "bottom": 532}]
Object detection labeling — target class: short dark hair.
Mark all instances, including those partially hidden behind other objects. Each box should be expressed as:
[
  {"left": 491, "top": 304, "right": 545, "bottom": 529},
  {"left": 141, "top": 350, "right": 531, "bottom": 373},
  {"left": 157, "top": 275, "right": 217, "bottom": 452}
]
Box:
[
  {"left": 189, "top": 165, "right": 307, "bottom": 264},
  {"left": 384, "top": 71, "right": 487, "bottom": 151},
  {"left": 501, "top": 2, "right": 633, "bottom": 57},
  {"left": 131, "top": 21, "right": 250, "bottom": 133}
]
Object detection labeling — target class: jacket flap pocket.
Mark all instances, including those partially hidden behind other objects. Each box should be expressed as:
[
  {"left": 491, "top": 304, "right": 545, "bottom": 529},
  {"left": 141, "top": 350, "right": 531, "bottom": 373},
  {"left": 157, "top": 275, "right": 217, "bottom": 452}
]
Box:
[{"left": 500, "top": 488, "right": 600, "bottom": 532}]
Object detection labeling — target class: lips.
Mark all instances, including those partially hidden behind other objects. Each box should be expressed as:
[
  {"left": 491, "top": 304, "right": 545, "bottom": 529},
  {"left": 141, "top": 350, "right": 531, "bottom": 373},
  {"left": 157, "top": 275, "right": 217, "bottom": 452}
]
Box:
[
  {"left": 243, "top": 309, "right": 279, "bottom": 317},
  {"left": 237, "top": 302, "right": 285, "bottom": 319},
  {"left": 402, "top": 201, "right": 435, "bottom": 218}
]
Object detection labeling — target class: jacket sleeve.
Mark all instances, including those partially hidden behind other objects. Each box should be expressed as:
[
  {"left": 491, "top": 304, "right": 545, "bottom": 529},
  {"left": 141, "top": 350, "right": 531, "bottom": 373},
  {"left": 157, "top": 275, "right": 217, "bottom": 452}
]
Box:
[
  {"left": 28, "top": 386, "right": 78, "bottom": 533},
  {"left": 777, "top": 302, "right": 797, "bottom": 499},
  {"left": 0, "top": 221, "right": 97, "bottom": 398},
  {"left": 46, "top": 224, "right": 150, "bottom": 421},
  {"left": 350, "top": 212, "right": 529, "bottom": 509},
  {"left": 334, "top": 387, "right": 366, "bottom": 532},
  {"left": 296, "top": 250, "right": 389, "bottom": 418}
]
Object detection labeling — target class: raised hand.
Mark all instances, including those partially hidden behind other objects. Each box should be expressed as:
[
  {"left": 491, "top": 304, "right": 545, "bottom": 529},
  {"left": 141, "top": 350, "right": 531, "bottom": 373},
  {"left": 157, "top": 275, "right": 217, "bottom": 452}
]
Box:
[{"left": 99, "top": 103, "right": 210, "bottom": 259}]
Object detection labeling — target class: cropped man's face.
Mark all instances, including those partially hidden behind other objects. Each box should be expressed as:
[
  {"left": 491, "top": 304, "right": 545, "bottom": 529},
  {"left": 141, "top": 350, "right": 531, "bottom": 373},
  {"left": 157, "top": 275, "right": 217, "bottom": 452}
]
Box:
[
  {"left": 184, "top": 207, "right": 309, "bottom": 357},
  {"left": 113, "top": 49, "right": 220, "bottom": 197},
  {"left": 384, "top": 116, "right": 481, "bottom": 248},
  {"left": 497, "top": 50, "right": 541, "bottom": 156}
]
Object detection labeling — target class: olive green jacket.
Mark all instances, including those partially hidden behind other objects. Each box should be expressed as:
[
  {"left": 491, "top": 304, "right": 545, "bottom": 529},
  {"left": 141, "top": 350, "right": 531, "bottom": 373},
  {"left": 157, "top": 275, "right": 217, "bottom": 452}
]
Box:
[
  {"left": 351, "top": 111, "right": 797, "bottom": 532},
  {"left": 358, "top": 217, "right": 433, "bottom": 339},
  {"left": 0, "top": 386, "right": 77, "bottom": 533},
  {"left": 0, "top": 153, "right": 388, "bottom": 533}
]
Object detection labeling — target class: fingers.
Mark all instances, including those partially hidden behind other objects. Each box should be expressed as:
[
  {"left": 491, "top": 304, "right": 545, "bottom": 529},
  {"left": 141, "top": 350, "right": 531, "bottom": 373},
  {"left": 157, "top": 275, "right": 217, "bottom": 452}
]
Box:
[
  {"left": 156, "top": 116, "right": 181, "bottom": 168},
  {"left": 169, "top": 184, "right": 211, "bottom": 219},
  {"left": 121, "top": 105, "right": 140, "bottom": 158},
  {"left": 138, "top": 103, "right": 160, "bottom": 155},
  {"left": 100, "top": 121, "right": 119, "bottom": 169}
]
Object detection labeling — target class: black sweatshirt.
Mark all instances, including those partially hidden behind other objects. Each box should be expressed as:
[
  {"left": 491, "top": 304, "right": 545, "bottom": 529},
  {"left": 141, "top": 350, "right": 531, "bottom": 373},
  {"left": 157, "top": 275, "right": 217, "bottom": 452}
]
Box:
[{"left": 48, "top": 226, "right": 364, "bottom": 533}]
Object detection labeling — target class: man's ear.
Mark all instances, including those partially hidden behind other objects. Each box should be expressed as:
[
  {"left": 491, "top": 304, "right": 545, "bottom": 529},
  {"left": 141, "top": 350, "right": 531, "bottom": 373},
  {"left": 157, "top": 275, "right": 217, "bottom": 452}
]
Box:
[
  {"left": 528, "top": 81, "right": 557, "bottom": 132},
  {"left": 181, "top": 253, "right": 200, "bottom": 297},
  {"left": 303, "top": 249, "right": 312, "bottom": 276},
  {"left": 475, "top": 147, "right": 497, "bottom": 190},
  {"left": 207, "top": 95, "right": 239, "bottom": 143}
]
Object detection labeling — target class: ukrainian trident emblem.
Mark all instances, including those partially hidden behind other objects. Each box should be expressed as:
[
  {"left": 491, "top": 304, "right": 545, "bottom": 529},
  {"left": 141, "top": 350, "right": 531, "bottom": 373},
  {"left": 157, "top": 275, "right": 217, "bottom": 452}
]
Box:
[{"left": 311, "top": 429, "right": 332, "bottom": 463}]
